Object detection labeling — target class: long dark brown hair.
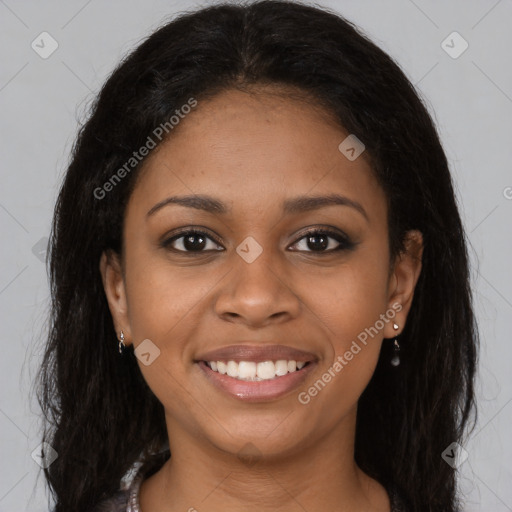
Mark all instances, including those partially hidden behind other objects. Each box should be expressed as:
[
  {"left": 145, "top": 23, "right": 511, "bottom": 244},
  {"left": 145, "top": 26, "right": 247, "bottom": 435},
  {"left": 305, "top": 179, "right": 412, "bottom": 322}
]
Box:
[{"left": 36, "top": 1, "right": 479, "bottom": 510}]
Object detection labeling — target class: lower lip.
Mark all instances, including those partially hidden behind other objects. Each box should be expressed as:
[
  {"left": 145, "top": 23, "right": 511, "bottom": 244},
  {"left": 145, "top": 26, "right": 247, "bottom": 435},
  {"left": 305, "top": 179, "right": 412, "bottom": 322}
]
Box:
[{"left": 197, "top": 361, "right": 316, "bottom": 402}]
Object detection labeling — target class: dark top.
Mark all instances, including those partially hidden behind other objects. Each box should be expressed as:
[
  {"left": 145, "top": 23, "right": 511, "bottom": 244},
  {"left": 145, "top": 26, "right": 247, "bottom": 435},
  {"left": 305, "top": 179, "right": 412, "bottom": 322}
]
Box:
[{"left": 90, "top": 452, "right": 410, "bottom": 511}]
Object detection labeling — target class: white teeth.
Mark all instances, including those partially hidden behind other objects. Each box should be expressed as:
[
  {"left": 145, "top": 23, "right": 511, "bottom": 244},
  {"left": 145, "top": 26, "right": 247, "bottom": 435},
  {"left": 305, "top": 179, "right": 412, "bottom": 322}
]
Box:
[
  {"left": 238, "top": 361, "right": 256, "bottom": 379},
  {"left": 274, "top": 360, "right": 288, "bottom": 376},
  {"left": 205, "top": 359, "right": 309, "bottom": 381},
  {"left": 256, "top": 361, "right": 275, "bottom": 379},
  {"left": 226, "top": 361, "right": 238, "bottom": 377}
]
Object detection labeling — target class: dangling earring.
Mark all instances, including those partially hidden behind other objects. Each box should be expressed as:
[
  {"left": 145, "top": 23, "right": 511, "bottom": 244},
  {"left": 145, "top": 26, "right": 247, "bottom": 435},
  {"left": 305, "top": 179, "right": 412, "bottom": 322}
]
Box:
[
  {"left": 118, "top": 330, "right": 126, "bottom": 354},
  {"left": 391, "top": 322, "right": 400, "bottom": 366}
]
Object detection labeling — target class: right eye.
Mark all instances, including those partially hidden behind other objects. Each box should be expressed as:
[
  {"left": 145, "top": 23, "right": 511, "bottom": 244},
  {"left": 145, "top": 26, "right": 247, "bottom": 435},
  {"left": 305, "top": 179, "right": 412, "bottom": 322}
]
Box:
[{"left": 161, "top": 229, "right": 224, "bottom": 253}]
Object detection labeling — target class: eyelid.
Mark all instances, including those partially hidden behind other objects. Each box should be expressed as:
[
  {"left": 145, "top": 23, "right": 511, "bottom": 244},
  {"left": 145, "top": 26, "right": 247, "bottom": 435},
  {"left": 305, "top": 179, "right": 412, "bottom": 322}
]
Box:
[
  {"left": 160, "top": 227, "right": 224, "bottom": 251},
  {"left": 161, "top": 225, "right": 354, "bottom": 254},
  {"left": 288, "top": 226, "right": 354, "bottom": 252}
]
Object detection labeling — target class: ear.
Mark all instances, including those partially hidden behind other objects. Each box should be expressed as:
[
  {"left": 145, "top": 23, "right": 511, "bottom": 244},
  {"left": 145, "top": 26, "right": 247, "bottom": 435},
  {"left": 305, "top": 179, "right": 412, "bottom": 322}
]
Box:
[
  {"left": 383, "top": 230, "right": 423, "bottom": 338},
  {"left": 99, "top": 250, "right": 132, "bottom": 346}
]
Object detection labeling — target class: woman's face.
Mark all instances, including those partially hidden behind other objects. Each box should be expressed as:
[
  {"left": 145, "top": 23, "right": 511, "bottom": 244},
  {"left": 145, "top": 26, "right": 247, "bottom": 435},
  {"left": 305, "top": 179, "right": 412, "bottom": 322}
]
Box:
[{"left": 101, "top": 86, "right": 422, "bottom": 459}]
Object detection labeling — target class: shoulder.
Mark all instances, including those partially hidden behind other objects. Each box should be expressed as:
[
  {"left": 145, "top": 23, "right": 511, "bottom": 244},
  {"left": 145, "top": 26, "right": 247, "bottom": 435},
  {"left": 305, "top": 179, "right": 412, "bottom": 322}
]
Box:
[
  {"left": 88, "top": 489, "right": 130, "bottom": 512},
  {"left": 87, "top": 449, "right": 170, "bottom": 512},
  {"left": 387, "top": 482, "right": 411, "bottom": 512}
]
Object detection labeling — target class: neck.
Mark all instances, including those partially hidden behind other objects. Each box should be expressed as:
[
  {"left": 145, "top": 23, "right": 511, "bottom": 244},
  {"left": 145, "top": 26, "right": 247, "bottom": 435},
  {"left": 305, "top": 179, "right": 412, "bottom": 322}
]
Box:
[{"left": 139, "top": 408, "right": 390, "bottom": 512}]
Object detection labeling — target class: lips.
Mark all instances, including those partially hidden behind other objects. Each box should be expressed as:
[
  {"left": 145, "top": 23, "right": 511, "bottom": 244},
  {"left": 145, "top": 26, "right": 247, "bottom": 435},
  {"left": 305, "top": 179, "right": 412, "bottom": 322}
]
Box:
[
  {"left": 197, "top": 359, "right": 317, "bottom": 402},
  {"left": 194, "top": 343, "right": 318, "bottom": 402},
  {"left": 195, "top": 344, "right": 318, "bottom": 364}
]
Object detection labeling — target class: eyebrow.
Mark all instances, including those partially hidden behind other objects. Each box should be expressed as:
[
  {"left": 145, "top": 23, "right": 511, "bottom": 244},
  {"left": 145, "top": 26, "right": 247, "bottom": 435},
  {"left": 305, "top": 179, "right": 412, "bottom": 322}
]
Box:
[{"left": 146, "top": 193, "right": 368, "bottom": 221}]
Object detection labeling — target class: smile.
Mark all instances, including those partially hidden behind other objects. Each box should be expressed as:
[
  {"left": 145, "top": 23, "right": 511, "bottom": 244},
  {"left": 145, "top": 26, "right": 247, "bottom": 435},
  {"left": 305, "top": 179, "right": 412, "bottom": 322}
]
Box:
[
  {"left": 197, "top": 359, "right": 316, "bottom": 402},
  {"left": 205, "top": 359, "right": 308, "bottom": 381}
]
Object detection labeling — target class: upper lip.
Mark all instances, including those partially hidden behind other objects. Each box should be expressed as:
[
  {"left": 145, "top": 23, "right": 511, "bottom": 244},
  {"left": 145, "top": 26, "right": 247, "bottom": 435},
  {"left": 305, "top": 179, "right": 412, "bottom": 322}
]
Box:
[{"left": 196, "top": 344, "right": 318, "bottom": 363}]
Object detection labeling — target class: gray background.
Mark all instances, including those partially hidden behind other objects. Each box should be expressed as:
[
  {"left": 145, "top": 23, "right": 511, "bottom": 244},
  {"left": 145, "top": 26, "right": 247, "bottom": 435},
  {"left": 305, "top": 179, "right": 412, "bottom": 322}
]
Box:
[{"left": 1, "top": 0, "right": 511, "bottom": 510}]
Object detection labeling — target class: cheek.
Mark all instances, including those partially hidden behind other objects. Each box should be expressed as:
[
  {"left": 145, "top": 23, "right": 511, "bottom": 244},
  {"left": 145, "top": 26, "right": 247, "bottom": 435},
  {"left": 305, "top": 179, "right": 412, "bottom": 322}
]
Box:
[
  {"left": 306, "top": 249, "right": 390, "bottom": 351},
  {"left": 325, "top": 256, "right": 390, "bottom": 405},
  {"left": 123, "top": 254, "right": 208, "bottom": 419},
  {"left": 298, "top": 264, "right": 388, "bottom": 424},
  {"left": 124, "top": 252, "right": 213, "bottom": 343}
]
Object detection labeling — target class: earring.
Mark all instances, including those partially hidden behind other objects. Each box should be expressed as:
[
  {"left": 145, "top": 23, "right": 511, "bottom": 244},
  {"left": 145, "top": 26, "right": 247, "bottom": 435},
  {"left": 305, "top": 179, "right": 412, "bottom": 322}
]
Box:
[
  {"left": 118, "top": 330, "right": 126, "bottom": 354},
  {"left": 391, "top": 323, "right": 400, "bottom": 367}
]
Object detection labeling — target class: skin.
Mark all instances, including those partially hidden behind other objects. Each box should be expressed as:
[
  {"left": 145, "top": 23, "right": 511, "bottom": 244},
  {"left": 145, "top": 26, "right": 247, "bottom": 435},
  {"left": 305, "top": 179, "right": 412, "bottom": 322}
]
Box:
[{"left": 101, "top": 86, "right": 423, "bottom": 512}]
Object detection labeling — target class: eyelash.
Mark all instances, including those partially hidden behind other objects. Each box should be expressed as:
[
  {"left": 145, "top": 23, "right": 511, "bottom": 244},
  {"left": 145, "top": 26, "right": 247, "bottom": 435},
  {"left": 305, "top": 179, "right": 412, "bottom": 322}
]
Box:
[{"left": 161, "top": 227, "right": 355, "bottom": 254}]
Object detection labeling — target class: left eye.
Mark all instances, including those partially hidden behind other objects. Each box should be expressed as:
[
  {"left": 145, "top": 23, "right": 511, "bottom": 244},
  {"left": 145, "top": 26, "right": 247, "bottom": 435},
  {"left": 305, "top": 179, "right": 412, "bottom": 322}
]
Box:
[{"left": 290, "top": 229, "right": 353, "bottom": 253}]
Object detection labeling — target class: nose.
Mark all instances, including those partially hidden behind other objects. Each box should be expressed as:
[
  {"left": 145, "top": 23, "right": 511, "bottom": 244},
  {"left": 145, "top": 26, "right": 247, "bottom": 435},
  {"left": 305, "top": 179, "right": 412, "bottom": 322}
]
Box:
[{"left": 213, "top": 249, "right": 301, "bottom": 328}]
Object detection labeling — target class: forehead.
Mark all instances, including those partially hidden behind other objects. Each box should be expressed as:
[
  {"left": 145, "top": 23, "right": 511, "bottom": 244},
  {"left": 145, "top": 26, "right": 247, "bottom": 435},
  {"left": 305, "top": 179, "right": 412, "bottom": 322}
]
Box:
[{"left": 128, "top": 87, "right": 386, "bottom": 222}]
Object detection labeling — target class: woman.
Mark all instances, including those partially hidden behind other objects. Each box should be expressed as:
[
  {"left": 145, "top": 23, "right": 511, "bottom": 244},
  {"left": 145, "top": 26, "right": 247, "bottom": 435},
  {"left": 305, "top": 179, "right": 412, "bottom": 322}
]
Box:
[{"left": 37, "top": 1, "right": 479, "bottom": 511}]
